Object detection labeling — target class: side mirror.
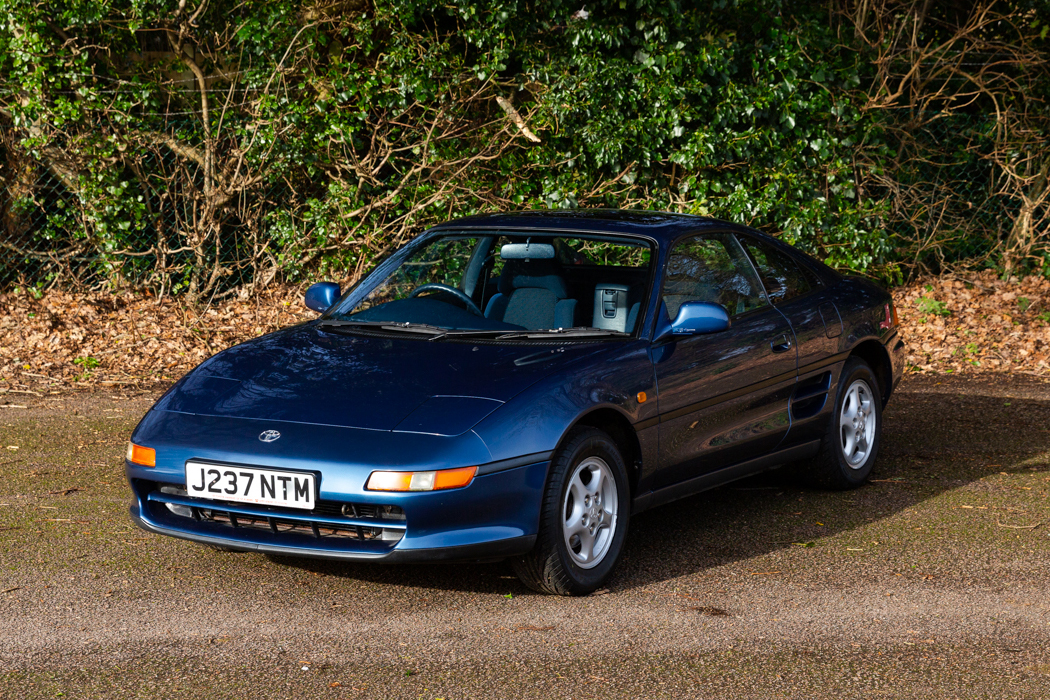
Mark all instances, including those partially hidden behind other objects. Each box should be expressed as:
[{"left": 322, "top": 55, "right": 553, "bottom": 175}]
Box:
[
  {"left": 304, "top": 282, "right": 341, "bottom": 313},
  {"left": 654, "top": 301, "right": 730, "bottom": 342}
]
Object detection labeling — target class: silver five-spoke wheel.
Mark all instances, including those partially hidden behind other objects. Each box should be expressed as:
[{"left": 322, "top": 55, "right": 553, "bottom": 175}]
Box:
[
  {"left": 513, "top": 426, "right": 629, "bottom": 594},
  {"left": 805, "top": 358, "right": 881, "bottom": 490},
  {"left": 562, "top": 456, "right": 618, "bottom": 569},
  {"left": 840, "top": 379, "right": 875, "bottom": 469}
]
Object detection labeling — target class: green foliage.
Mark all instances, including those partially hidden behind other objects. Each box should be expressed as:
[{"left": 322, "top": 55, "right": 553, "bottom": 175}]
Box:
[
  {"left": 0, "top": 0, "right": 1048, "bottom": 293},
  {"left": 73, "top": 355, "right": 101, "bottom": 380},
  {"left": 915, "top": 296, "right": 950, "bottom": 317}
]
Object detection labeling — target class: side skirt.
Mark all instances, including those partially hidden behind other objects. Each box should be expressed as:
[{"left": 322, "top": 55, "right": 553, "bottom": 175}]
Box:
[{"left": 631, "top": 440, "right": 821, "bottom": 515}]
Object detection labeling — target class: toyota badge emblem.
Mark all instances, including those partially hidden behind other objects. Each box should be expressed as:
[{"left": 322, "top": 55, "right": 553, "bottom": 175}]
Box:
[{"left": 258, "top": 430, "right": 281, "bottom": 443}]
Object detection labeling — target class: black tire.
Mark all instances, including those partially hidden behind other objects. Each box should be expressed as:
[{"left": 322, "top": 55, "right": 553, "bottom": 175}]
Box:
[
  {"left": 511, "top": 427, "right": 630, "bottom": 595},
  {"left": 804, "top": 358, "right": 882, "bottom": 490}
]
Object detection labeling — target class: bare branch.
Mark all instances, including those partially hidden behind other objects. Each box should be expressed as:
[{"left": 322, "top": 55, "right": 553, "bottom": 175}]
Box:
[{"left": 495, "top": 96, "right": 542, "bottom": 143}]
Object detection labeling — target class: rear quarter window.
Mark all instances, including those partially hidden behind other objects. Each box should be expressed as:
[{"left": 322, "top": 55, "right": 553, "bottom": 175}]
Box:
[{"left": 740, "top": 237, "right": 821, "bottom": 304}]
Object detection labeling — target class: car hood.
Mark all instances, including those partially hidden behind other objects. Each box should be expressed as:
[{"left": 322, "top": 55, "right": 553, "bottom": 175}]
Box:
[{"left": 153, "top": 323, "right": 606, "bottom": 433}]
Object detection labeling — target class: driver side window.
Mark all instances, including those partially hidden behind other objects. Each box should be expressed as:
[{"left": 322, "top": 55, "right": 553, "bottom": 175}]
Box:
[
  {"left": 356, "top": 237, "right": 479, "bottom": 312},
  {"left": 662, "top": 234, "right": 767, "bottom": 318}
]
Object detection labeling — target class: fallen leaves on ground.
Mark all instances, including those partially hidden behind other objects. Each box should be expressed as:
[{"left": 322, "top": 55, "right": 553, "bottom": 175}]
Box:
[
  {"left": 893, "top": 271, "right": 1050, "bottom": 376},
  {"left": 1, "top": 271, "right": 1048, "bottom": 395},
  {"left": 0, "top": 286, "right": 312, "bottom": 393}
]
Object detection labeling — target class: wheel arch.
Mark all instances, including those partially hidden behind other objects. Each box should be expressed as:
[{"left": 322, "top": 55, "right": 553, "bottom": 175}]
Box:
[
  {"left": 848, "top": 339, "right": 893, "bottom": 405},
  {"left": 563, "top": 407, "right": 644, "bottom": 497}
]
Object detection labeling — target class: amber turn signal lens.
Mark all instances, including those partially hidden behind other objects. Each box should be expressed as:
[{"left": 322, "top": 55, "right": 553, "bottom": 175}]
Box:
[
  {"left": 126, "top": 442, "right": 156, "bottom": 467},
  {"left": 366, "top": 466, "right": 477, "bottom": 492},
  {"left": 636, "top": 391, "right": 647, "bottom": 404},
  {"left": 433, "top": 466, "right": 478, "bottom": 490}
]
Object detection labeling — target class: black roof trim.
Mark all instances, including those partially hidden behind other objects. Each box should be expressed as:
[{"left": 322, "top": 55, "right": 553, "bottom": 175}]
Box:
[{"left": 428, "top": 209, "right": 733, "bottom": 242}]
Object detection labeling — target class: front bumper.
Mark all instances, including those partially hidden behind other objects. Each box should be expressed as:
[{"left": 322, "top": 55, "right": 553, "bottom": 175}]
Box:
[
  {"left": 129, "top": 508, "right": 536, "bottom": 562},
  {"left": 127, "top": 458, "right": 549, "bottom": 563}
]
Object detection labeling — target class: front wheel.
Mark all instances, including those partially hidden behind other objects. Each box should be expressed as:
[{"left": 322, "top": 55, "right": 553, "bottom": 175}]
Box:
[
  {"left": 511, "top": 427, "right": 630, "bottom": 595},
  {"left": 805, "top": 358, "right": 882, "bottom": 490}
]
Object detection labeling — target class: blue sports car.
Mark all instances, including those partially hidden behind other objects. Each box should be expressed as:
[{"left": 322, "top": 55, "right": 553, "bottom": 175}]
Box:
[{"left": 126, "top": 210, "right": 904, "bottom": 595}]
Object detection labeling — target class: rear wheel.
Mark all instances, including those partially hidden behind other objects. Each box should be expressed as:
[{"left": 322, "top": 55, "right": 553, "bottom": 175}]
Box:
[
  {"left": 511, "top": 427, "right": 630, "bottom": 595},
  {"left": 805, "top": 358, "right": 882, "bottom": 490}
]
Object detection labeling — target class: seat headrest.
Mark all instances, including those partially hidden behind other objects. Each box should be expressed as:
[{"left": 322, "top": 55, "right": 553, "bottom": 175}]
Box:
[{"left": 498, "top": 259, "right": 569, "bottom": 298}]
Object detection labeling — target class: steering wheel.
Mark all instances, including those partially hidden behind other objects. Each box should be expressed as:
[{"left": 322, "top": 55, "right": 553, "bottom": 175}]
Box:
[{"left": 408, "top": 283, "right": 484, "bottom": 317}]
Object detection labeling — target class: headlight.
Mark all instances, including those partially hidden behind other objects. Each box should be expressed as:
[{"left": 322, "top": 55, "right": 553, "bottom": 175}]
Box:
[{"left": 365, "top": 466, "right": 477, "bottom": 492}]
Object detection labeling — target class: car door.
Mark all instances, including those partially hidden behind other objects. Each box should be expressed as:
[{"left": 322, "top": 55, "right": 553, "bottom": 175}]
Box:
[
  {"left": 651, "top": 233, "right": 798, "bottom": 490},
  {"left": 739, "top": 235, "right": 843, "bottom": 443},
  {"left": 739, "top": 235, "right": 840, "bottom": 369}
]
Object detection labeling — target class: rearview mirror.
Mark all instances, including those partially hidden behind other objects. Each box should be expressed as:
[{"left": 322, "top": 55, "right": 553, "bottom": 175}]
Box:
[
  {"left": 654, "top": 301, "right": 730, "bottom": 342},
  {"left": 500, "top": 242, "right": 555, "bottom": 260},
  {"left": 305, "top": 282, "right": 341, "bottom": 313}
]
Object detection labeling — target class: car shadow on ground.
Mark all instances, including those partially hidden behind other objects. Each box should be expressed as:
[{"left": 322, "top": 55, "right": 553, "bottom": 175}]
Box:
[{"left": 269, "top": 376, "right": 1050, "bottom": 594}]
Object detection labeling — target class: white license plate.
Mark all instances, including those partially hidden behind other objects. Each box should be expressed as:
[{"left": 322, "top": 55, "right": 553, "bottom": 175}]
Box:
[{"left": 185, "top": 461, "right": 316, "bottom": 510}]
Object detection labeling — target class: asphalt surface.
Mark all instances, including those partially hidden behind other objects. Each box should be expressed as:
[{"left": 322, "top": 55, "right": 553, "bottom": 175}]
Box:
[{"left": 1, "top": 374, "right": 1049, "bottom": 699}]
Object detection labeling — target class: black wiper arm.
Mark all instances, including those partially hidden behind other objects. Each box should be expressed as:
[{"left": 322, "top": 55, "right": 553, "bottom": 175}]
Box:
[
  {"left": 426, "top": 328, "right": 519, "bottom": 341},
  {"left": 429, "top": 327, "right": 629, "bottom": 341},
  {"left": 318, "top": 321, "right": 628, "bottom": 341},
  {"left": 316, "top": 319, "right": 449, "bottom": 335},
  {"left": 493, "top": 327, "right": 630, "bottom": 340}
]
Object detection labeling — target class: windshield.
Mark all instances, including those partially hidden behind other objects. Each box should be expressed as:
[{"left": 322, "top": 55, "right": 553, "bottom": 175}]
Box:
[{"left": 325, "top": 231, "right": 653, "bottom": 337}]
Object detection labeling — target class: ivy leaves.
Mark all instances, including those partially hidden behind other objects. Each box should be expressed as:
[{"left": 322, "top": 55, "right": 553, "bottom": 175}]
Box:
[{"left": 0, "top": 0, "right": 919, "bottom": 293}]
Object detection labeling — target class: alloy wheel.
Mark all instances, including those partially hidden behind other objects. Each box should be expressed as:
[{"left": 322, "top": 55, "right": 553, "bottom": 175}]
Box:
[
  {"left": 839, "top": 379, "right": 876, "bottom": 469},
  {"left": 561, "top": 456, "right": 618, "bottom": 569}
]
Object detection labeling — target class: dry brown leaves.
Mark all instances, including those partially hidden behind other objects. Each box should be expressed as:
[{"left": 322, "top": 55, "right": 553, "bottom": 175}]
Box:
[
  {"left": 1, "top": 272, "right": 1047, "bottom": 398},
  {"left": 893, "top": 271, "right": 1050, "bottom": 377},
  {"left": 0, "top": 286, "right": 313, "bottom": 396}
]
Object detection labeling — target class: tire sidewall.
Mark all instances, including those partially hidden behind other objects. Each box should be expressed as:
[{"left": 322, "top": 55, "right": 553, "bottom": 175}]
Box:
[
  {"left": 829, "top": 360, "right": 882, "bottom": 486},
  {"left": 547, "top": 429, "right": 630, "bottom": 591}
]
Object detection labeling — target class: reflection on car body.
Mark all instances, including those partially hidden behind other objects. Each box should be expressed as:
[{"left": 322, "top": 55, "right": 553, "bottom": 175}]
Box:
[{"left": 126, "top": 210, "right": 904, "bottom": 595}]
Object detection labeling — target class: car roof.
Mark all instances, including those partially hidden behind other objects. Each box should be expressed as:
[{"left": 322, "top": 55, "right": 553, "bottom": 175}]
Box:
[{"left": 427, "top": 209, "right": 761, "bottom": 245}]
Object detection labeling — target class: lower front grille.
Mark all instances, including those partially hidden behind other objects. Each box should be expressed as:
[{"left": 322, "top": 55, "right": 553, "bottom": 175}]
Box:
[
  {"left": 199, "top": 508, "right": 399, "bottom": 541},
  {"left": 139, "top": 480, "right": 405, "bottom": 546}
]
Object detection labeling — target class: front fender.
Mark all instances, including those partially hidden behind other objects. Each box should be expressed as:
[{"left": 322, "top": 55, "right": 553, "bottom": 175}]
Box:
[{"left": 471, "top": 340, "right": 657, "bottom": 464}]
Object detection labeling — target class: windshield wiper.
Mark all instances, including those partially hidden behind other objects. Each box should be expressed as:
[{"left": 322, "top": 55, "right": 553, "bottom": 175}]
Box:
[
  {"left": 491, "top": 327, "right": 630, "bottom": 340},
  {"left": 319, "top": 320, "right": 630, "bottom": 341},
  {"left": 424, "top": 327, "right": 630, "bottom": 341},
  {"left": 316, "top": 319, "right": 449, "bottom": 336},
  {"left": 423, "top": 328, "right": 517, "bottom": 341}
]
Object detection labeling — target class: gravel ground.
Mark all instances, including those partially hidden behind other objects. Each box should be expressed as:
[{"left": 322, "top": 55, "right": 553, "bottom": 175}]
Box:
[{"left": 1, "top": 373, "right": 1049, "bottom": 699}]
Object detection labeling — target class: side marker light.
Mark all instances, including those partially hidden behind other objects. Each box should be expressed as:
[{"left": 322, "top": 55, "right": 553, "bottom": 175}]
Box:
[{"left": 126, "top": 442, "right": 156, "bottom": 467}]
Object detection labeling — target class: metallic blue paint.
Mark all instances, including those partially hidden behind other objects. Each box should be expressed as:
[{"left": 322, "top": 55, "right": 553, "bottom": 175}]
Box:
[
  {"left": 304, "top": 282, "right": 341, "bottom": 313},
  {"left": 655, "top": 300, "right": 732, "bottom": 339},
  {"left": 127, "top": 210, "right": 904, "bottom": 565}
]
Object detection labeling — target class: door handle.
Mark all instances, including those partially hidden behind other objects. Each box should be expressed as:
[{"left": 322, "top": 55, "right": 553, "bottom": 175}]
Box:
[{"left": 771, "top": 334, "right": 793, "bottom": 353}]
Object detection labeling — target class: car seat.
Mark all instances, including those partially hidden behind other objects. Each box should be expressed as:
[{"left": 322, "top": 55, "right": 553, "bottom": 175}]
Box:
[{"left": 484, "top": 259, "right": 577, "bottom": 330}]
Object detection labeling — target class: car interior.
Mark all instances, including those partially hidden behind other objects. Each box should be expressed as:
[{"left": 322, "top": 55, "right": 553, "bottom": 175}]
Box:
[
  {"left": 344, "top": 233, "right": 653, "bottom": 335},
  {"left": 474, "top": 237, "right": 650, "bottom": 333}
]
